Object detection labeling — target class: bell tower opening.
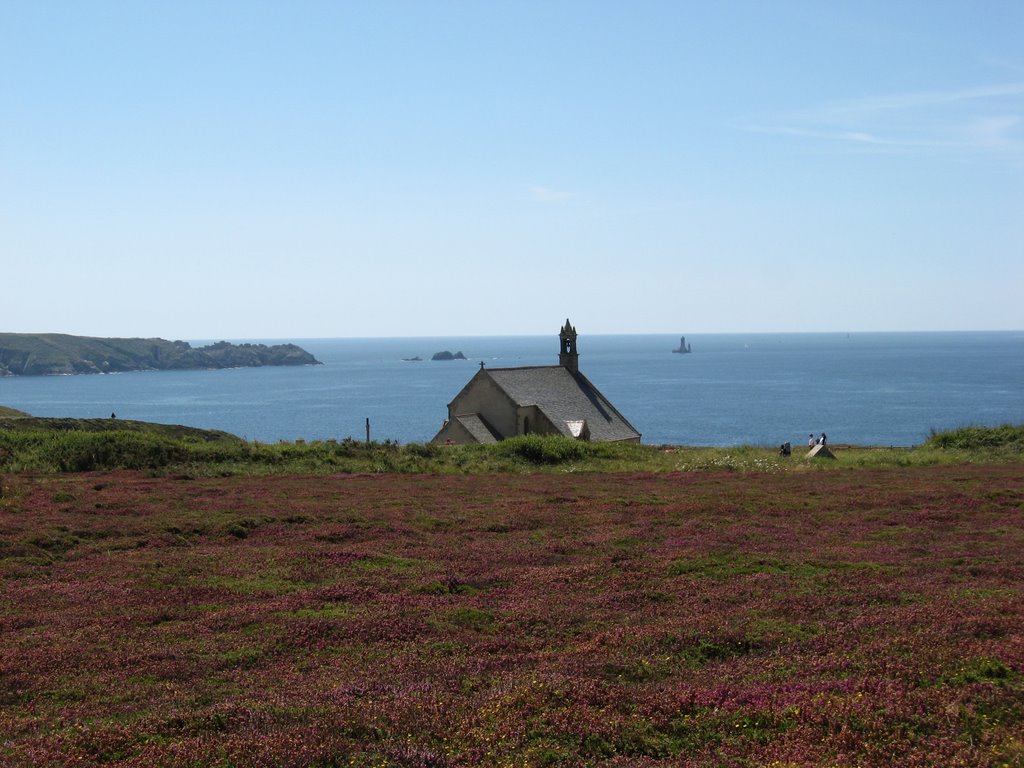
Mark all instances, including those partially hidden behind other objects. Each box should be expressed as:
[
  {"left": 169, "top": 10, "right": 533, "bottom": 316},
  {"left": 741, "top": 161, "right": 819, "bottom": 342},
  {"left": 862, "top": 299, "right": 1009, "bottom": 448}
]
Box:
[{"left": 558, "top": 318, "right": 579, "bottom": 374}]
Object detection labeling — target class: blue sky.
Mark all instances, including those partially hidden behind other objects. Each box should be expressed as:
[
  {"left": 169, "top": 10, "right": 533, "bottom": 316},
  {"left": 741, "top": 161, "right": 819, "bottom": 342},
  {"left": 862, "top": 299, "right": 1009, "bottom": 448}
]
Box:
[{"left": 2, "top": 1, "right": 1022, "bottom": 338}]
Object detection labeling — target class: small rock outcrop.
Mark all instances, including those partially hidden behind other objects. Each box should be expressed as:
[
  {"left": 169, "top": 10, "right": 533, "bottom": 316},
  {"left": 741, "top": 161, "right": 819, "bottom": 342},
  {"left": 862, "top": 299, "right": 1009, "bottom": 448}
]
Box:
[{"left": 805, "top": 444, "right": 836, "bottom": 459}]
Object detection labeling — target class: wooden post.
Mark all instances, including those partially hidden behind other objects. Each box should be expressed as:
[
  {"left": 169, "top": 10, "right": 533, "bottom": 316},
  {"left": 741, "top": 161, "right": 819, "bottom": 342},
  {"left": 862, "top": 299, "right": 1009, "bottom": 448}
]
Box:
[{"left": 365, "top": 417, "right": 370, "bottom": 445}]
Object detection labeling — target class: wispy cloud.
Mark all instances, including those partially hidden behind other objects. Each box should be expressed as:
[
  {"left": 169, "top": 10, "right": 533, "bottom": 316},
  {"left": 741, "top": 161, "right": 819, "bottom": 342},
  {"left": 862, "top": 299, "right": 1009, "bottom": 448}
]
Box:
[
  {"left": 967, "top": 115, "right": 1021, "bottom": 150},
  {"left": 527, "top": 185, "right": 572, "bottom": 203},
  {"left": 800, "top": 83, "right": 1024, "bottom": 119},
  {"left": 743, "top": 82, "right": 1024, "bottom": 153}
]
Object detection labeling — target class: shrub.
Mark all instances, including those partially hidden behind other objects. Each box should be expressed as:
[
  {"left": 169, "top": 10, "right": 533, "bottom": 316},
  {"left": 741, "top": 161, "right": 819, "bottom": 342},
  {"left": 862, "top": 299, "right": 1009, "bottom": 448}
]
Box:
[
  {"left": 404, "top": 442, "right": 441, "bottom": 459},
  {"left": 494, "top": 434, "right": 591, "bottom": 464},
  {"left": 926, "top": 424, "right": 1024, "bottom": 450}
]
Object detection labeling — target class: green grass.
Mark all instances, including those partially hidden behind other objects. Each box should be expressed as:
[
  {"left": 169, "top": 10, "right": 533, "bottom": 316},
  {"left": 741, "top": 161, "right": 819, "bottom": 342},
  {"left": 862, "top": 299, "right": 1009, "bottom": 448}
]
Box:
[{"left": 0, "top": 418, "right": 1021, "bottom": 476}]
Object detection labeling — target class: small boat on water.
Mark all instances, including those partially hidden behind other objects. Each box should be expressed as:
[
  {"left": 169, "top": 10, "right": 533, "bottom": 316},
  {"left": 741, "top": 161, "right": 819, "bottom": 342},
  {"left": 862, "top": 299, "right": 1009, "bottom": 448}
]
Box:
[{"left": 672, "top": 336, "right": 692, "bottom": 354}]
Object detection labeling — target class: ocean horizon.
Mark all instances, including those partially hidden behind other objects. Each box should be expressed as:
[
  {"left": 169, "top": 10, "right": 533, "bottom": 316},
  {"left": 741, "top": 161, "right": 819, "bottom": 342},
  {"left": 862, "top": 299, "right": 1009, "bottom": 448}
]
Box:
[{"left": 1, "top": 331, "right": 1021, "bottom": 447}]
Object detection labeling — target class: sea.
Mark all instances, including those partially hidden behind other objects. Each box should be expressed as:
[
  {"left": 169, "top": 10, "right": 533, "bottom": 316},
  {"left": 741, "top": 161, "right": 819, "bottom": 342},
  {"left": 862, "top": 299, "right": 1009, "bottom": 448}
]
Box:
[{"left": 1, "top": 332, "right": 1021, "bottom": 447}]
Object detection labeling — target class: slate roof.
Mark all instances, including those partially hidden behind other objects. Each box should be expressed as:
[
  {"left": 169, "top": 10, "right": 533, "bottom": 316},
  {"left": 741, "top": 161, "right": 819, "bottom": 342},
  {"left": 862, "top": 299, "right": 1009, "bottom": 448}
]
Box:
[
  {"left": 485, "top": 366, "right": 640, "bottom": 442},
  {"left": 454, "top": 413, "right": 500, "bottom": 444}
]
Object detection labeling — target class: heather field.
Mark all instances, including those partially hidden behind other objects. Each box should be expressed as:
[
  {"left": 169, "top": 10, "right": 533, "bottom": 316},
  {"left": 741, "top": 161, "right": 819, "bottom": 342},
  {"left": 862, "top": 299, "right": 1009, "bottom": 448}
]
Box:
[{"left": 1, "top": 465, "right": 1022, "bottom": 767}]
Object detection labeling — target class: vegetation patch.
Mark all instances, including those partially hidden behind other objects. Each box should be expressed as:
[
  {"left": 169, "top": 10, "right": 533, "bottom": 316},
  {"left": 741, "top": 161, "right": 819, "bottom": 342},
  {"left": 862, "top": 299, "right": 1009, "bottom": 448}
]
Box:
[
  {"left": 277, "top": 605, "right": 352, "bottom": 620},
  {"left": 942, "top": 656, "right": 1016, "bottom": 686},
  {"left": 0, "top": 463, "right": 1021, "bottom": 766},
  {"left": 353, "top": 554, "right": 420, "bottom": 571},
  {"left": 23, "top": 529, "right": 80, "bottom": 557},
  {"left": 443, "top": 606, "right": 496, "bottom": 632},
  {"left": 666, "top": 552, "right": 839, "bottom": 581}
]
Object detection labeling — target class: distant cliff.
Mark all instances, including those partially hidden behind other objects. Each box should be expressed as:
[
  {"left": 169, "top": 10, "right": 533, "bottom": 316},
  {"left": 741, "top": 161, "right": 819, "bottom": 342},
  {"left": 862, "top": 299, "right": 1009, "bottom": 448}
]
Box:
[{"left": 0, "top": 333, "right": 321, "bottom": 376}]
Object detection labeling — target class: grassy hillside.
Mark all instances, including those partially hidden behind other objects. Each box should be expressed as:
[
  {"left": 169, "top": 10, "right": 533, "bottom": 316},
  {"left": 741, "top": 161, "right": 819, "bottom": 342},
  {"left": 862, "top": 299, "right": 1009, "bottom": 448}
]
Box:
[
  {"left": 1, "top": 466, "right": 1020, "bottom": 766},
  {"left": 0, "top": 420, "right": 1021, "bottom": 475},
  {"left": 0, "top": 415, "right": 239, "bottom": 442}
]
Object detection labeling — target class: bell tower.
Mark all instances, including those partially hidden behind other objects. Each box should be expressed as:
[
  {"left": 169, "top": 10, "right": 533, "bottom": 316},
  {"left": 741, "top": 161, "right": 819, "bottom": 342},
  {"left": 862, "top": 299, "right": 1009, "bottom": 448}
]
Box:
[{"left": 558, "top": 319, "right": 579, "bottom": 373}]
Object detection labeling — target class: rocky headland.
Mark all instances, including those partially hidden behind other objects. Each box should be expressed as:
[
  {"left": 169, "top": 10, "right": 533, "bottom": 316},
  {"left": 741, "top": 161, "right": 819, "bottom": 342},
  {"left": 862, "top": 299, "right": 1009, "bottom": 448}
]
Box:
[{"left": 0, "top": 333, "right": 321, "bottom": 376}]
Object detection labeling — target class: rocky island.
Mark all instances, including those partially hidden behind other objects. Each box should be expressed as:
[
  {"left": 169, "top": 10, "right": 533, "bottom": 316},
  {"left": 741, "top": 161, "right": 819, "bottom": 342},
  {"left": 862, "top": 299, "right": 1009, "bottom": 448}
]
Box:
[
  {"left": 431, "top": 350, "right": 467, "bottom": 361},
  {"left": 0, "top": 333, "right": 321, "bottom": 376}
]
